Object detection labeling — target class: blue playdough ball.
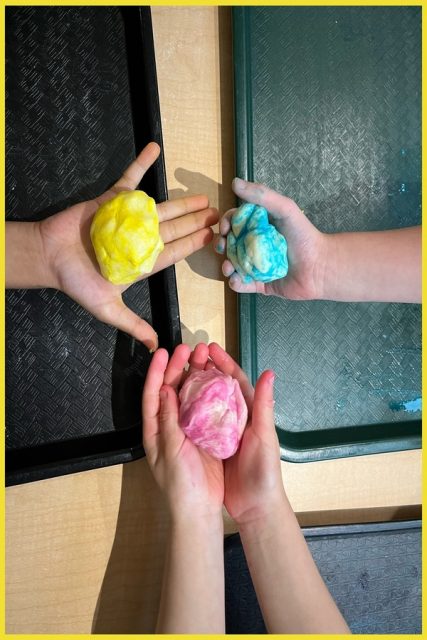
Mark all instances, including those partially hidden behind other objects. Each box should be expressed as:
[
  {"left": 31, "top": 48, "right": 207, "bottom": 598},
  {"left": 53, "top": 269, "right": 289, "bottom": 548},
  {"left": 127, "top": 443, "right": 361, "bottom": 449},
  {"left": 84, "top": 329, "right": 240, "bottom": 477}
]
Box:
[{"left": 226, "top": 203, "right": 288, "bottom": 283}]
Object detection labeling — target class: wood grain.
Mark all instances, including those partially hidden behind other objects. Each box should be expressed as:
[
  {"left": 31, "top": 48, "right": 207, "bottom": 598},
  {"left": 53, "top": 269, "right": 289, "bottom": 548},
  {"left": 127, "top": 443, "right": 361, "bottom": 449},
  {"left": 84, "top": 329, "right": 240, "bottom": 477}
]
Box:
[
  {"left": 6, "top": 449, "right": 421, "bottom": 632},
  {"left": 154, "top": 6, "right": 237, "bottom": 359}
]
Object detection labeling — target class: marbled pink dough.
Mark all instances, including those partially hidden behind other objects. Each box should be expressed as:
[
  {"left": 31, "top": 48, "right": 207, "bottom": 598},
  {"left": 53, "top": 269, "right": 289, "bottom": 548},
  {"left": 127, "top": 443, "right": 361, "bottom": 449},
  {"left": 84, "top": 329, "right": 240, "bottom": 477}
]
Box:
[{"left": 178, "top": 369, "right": 248, "bottom": 459}]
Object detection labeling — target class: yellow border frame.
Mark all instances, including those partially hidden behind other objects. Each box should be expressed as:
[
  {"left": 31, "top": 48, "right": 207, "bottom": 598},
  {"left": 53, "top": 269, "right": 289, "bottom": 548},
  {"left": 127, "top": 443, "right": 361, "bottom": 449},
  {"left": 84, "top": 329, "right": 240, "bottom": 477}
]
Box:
[{"left": 1, "top": 1, "right": 423, "bottom": 639}]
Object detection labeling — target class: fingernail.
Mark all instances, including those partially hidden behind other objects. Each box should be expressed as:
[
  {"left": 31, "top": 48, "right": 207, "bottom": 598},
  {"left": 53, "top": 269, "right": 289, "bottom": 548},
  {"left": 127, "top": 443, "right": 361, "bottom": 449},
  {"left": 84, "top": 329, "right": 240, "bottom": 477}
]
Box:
[
  {"left": 269, "top": 371, "right": 275, "bottom": 385},
  {"left": 148, "top": 332, "right": 159, "bottom": 354},
  {"left": 233, "top": 177, "right": 246, "bottom": 190}
]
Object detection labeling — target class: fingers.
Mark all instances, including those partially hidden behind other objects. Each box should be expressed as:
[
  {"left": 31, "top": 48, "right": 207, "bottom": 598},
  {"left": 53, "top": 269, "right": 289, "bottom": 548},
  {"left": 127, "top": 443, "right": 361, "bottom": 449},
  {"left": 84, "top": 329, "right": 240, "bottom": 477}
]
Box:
[
  {"left": 157, "top": 194, "right": 210, "bottom": 222},
  {"left": 219, "top": 208, "right": 236, "bottom": 237},
  {"left": 100, "top": 299, "right": 158, "bottom": 351},
  {"left": 213, "top": 234, "right": 226, "bottom": 255},
  {"left": 153, "top": 227, "right": 214, "bottom": 273},
  {"left": 164, "top": 343, "right": 192, "bottom": 389},
  {"left": 160, "top": 207, "right": 219, "bottom": 244},
  {"left": 208, "top": 342, "right": 254, "bottom": 411},
  {"left": 216, "top": 240, "right": 266, "bottom": 294},
  {"left": 213, "top": 209, "right": 236, "bottom": 255},
  {"left": 222, "top": 259, "right": 234, "bottom": 278},
  {"left": 188, "top": 342, "right": 210, "bottom": 373},
  {"left": 251, "top": 370, "right": 276, "bottom": 439},
  {"left": 158, "top": 384, "right": 182, "bottom": 441},
  {"left": 142, "top": 348, "right": 169, "bottom": 449},
  {"left": 114, "top": 142, "right": 161, "bottom": 191},
  {"left": 232, "top": 177, "right": 301, "bottom": 222},
  {"left": 228, "top": 272, "right": 267, "bottom": 294},
  {"left": 220, "top": 260, "right": 268, "bottom": 294},
  {"left": 142, "top": 348, "right": 187, "bottom": 462}
]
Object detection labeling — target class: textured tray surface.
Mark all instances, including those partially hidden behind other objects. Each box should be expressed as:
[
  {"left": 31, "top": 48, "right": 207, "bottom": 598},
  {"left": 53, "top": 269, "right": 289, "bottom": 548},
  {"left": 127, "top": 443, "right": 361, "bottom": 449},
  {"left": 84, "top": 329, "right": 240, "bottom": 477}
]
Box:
[
  {"left": 234, "top": 7, "right": 421, "bottom": 437},
  {"left": 225, "top": 524, "right": 421, "bottom": 634},
  {"left": 6, "top": 7, "right": 154, "bottom": 451},
  {"left": 257, "top": 300, "right": 421, "bottom": 431}
]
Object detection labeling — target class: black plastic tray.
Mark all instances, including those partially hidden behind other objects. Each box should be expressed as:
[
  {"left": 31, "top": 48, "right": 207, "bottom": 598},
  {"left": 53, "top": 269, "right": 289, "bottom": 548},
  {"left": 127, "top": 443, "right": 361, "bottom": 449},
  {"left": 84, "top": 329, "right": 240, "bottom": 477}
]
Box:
[
  {"left": 233, "top": 6, "right": 421, "bottom": 462},
  {"left": 6, "top": 7, "right": 180, "bottom": 485}
]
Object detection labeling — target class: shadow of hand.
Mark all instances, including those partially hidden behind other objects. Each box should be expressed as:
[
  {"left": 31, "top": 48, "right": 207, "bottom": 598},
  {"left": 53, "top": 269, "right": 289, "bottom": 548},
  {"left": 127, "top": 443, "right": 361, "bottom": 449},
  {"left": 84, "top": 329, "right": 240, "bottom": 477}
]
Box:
[
  {"left": 169, "top": 168, "right": 228, "bottom": 281},
  {"left": 169, "top": 167, "right": 230, "bottom": 213},
  {"left": 91, "top": 459, "right": 169, "bottom": 634},
  {"left": 180, "top": 322, "right": 210, "bottom": 348}
]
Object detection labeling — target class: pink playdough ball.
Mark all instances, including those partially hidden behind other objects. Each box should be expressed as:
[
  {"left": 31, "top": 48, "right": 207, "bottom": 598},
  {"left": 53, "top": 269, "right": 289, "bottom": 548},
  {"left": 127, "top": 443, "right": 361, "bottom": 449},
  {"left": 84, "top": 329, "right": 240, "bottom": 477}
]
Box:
[{"left": 178, "top": 368, "right": 248, "bottom": 459}]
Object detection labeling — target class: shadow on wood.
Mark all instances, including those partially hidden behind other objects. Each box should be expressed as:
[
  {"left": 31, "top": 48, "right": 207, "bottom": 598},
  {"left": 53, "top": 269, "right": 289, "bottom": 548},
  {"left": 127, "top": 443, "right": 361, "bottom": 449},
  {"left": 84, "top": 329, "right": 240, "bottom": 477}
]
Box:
[{"left": 92, "top": 458, "right": 169, "bottom": 633}]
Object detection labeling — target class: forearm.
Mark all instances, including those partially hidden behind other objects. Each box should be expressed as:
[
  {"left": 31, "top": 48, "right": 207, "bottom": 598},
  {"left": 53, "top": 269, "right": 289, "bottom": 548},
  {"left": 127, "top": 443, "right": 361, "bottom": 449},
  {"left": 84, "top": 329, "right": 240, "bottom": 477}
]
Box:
[
  {"left": 240, "top": 498, "right": 350, "bottom": 634},
  {"left": 6, "top": 221, "right": 55, "bottom": 289},
  {"left": 322, "top": 226, "right": 421, "bottom": 303},
  {"left": 156, "top": 513, "right": 225, "bottom": 634}
]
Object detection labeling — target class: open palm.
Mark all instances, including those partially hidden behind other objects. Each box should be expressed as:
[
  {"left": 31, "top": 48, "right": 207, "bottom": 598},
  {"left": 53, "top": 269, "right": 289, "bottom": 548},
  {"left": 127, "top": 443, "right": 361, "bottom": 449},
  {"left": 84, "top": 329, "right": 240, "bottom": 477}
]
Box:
[{"left": 40, "top": 142, "right": 218, "bottom": 350}]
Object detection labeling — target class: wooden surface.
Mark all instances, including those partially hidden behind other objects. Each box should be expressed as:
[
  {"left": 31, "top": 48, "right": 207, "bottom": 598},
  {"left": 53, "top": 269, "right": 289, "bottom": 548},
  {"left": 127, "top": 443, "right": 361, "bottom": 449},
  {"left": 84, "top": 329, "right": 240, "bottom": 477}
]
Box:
[
  {"left": 5, "top": 7, "right": 421, "bottom": 634},
  {"left": 6, "top": 451, "right": 421, "bottom": 633},
  {"left": 157, "top": 6, "right": 237, "bottom": 358}
]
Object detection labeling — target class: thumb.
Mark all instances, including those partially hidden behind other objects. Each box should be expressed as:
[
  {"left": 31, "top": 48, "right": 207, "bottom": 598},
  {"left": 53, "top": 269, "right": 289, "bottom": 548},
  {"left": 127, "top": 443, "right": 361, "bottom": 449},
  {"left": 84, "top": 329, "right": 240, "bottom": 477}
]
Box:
[
  {"left": 101, "top": 299, "right": 158, "bottom": 351},
  {"left": 113, "top": 142, "right": 161, "bottom": 191},
  {"left": 232, "top": 178, "right": 303, "bottom": 225},
  {"left": 159, "top": 384, "right": 184, "bottom": 452},
  {"left": 251, "top": 370, "right": 276, "bottom": 438}
]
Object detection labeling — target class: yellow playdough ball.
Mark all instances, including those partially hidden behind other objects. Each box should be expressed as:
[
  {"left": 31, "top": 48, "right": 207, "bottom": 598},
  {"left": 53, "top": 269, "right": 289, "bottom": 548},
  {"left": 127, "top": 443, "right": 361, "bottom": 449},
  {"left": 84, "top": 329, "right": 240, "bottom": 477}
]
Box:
[{"left": 90, "top": 190, "right": 164, "bottom": 285}]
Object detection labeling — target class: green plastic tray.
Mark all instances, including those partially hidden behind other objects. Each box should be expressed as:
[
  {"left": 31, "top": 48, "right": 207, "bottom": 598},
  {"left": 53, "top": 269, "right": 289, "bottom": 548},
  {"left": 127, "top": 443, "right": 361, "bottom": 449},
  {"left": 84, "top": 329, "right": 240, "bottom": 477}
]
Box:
[{"left": 233, "top": 6, "right": 421, "bottom": 462}]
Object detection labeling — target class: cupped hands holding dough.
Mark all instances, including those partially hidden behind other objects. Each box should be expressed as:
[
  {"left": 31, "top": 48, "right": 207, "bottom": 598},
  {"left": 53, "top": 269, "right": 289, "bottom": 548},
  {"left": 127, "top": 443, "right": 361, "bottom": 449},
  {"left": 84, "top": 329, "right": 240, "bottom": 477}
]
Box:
[
  {"left": 6, "top": 142, "right": 219, "bottom": 350},
  {"left": 141, "top": 340, "right": 280, "bottom": 523}
]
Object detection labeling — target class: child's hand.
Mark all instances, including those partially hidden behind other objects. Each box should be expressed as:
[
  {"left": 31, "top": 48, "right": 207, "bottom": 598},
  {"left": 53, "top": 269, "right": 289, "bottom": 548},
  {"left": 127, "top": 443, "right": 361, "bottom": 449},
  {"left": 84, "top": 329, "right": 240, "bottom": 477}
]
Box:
[
  {"left": 215, "top": 178, "right": 327, "bottom": 300},
  {"left": 142, "top": 343, "right": 224, "bottom": 521},
  {"left": 208, "top": 343, "right": 286, "bottom": 527},
  {"left": 39, "top": 142, "right": 219, "bottom": 350}
]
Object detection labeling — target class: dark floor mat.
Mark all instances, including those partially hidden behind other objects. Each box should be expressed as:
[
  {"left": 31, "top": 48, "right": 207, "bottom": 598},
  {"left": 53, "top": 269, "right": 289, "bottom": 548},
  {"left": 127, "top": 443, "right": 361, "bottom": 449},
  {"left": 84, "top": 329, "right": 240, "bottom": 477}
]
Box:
[{"left": 224, "top": 522, "right": 421, "bottom": 634}]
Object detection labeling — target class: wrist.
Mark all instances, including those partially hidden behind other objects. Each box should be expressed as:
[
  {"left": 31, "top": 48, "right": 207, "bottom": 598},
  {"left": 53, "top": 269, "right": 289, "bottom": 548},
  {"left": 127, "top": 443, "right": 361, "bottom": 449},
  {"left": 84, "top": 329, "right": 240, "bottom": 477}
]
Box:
[
  {"left": 311, "top": 231, "right": 335, "bottom": 300},
  {"left": 170, "top": 509, "right": 224, "bottom": 535},
  {"left": 238, "top": 493, "right": 294, "bottom": 543},
  {"left": 6, "top": 221, "right": 58, "bottom": 289},
  {"left": 36, "top": 219, "right": 61, "bottom": 289}
]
